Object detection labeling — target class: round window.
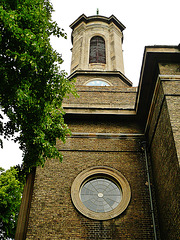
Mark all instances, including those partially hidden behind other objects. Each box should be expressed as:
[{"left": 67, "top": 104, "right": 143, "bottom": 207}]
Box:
[
  {"left": 80, "top": 176, "right": 122, "bottom": 213},
  {"left": 71, "top": 166, "right": 131, "bottom": 220}
]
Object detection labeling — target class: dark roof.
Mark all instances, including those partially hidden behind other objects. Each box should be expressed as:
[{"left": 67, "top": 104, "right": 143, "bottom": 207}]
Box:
[{"left": 70, "top": 14, "right": 125, "bottom": 32}]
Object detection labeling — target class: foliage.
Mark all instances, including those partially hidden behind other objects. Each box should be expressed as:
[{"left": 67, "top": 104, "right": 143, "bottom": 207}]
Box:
[
  {"left": 0, "top": 0, "right": 76, "bottom": 172},
  {"left": 0, "top": 166, "right": 25, "bottom": 239}
]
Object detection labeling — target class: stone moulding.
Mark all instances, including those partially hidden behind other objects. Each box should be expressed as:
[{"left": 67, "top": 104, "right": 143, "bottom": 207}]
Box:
[{"left": 71, "top": 166, "right": 131, "bottom": 220}]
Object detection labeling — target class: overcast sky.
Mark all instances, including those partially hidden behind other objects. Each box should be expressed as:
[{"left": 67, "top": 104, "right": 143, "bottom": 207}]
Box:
[{"left": 1, "top": 0, "right": 179, "bottom": 170}]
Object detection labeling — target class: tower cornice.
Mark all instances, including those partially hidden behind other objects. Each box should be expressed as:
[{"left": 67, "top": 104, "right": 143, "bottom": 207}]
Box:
[
  {"left": 70, "top": 14, "right": 125, "bottom": 43},
  {"left": 68, "top": 70, "right": 132, "bottom": 87}
]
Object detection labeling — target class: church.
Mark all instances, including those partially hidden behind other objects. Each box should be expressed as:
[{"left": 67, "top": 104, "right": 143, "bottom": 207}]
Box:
[{"left": 15, "top": 14, "right": 180, "bottom": 239}]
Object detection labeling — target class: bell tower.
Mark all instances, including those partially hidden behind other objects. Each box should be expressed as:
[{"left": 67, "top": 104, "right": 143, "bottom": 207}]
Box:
[
  {"left": 70, "top": 14, "right": 125, "bottom": 73},
  {"left": 69, "top": 14, "right": 132, "bottom": 87}
]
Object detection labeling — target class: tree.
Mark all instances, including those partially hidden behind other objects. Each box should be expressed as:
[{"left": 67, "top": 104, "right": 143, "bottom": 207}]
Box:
[
  {"left": 0, "top": 0, "right": 76, "bottom": 172},
  {"left": 0, "top": 166, "right": 25, "bottom": 239}
]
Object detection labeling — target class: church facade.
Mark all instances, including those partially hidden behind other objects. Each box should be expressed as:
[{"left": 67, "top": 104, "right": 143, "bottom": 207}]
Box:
[{"left": 15, "top": 14, "right": 180, "bottom": 240}]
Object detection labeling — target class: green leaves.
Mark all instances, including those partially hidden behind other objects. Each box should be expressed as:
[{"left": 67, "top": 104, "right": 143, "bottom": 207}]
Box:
[
  {"left": 0, "top": 167, "right": 25, "bottom": 239},
  {"left": 0, "top": 0, "right": 76, "bottom": 173}
]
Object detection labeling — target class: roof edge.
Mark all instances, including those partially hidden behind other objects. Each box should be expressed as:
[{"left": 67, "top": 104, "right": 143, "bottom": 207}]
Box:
[
  {"left": 68, "top": 70, "right": 132, "bottom": 87},
  {"left": 69, "top": 14, "right": 126, "bottom": 32},
  {"left": 135, "top": 45, "right": 180, "bottom": 129}
]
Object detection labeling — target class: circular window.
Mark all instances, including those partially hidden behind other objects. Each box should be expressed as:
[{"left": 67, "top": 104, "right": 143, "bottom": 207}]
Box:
[
  {"left": 71, "top": 166, "right": 131, "bottom": 220},
  {"left": 81, "top": 176, "right": 122, "bottom": 213}
]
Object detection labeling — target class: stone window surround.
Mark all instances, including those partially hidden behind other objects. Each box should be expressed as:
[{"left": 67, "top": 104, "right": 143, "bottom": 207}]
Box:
[
  {"left": 88, "top": 34, "right": 107, "bottom": 71},
  {"left": 71, "top": 166, "right": 131, "bottom": 220}
]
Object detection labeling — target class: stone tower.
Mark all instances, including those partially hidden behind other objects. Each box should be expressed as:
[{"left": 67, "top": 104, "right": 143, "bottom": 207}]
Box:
[
  {"left": 15, "top": 14, "right": 180, "bottom": 240},
  {"left": 70, "top": 14, "right": 125, "bottom": 74}
]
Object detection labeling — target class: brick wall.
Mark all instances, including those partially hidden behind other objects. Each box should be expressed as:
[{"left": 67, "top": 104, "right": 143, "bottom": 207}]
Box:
[
  {"left": 63, "top": 86, "right": 137, "bottom": 110},
  {"left": 25, "top": 119, "right": 154, "bottom": 239},
  {"left": 73, "top": 75, "right": 130, "bottom": 87},
  {"left": 147, "top": 64, "right": 180, "bottom": 239},
  {"left": 67, "top": 119, "right": 141, "bottom": 134}
]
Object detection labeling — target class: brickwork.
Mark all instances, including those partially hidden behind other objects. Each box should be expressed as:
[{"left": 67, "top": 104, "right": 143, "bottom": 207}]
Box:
[
  {"left": 159, "top": 63, "right": 180, "bottom": 75},
  {"left": 159, "top": 63, "right": 180, "bottom": 162},
  {"left": 67, "top": 119, "right": 142, "bottom": 134},
  {"left": 166, "top": 95, "right": 180, "bottom": 161},
  {"left": 147, "top": 64, "right": 180, "bottom": 239},
  {"left": 26, "top": 132, "right": 154, "bottom": 239},
  {"left": 63, "top": 86, "right": 137, "bottom": 110},
  {"left": 72, "top": 75, "right": 131, "bottom": 87}
]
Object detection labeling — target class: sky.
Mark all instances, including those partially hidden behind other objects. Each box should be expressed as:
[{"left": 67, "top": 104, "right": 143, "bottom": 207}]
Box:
[{"left": 1, "top": 0, "right": 179, "bottom": 170}]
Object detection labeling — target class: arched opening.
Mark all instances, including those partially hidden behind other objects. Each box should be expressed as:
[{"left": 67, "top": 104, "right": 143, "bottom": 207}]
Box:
[
  {"left": 85, "top": 79, "right": 111, "bottom": 86},
  {"left": 89, "top": 36, "right": 106, "bottom": 64}
]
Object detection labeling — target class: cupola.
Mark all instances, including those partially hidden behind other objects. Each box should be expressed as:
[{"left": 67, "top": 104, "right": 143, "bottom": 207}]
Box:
[{"left": 69, "top": 14, "right": 132, "bottom": 87}]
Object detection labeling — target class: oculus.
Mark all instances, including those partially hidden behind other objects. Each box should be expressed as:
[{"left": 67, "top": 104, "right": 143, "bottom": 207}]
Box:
[
  {"left": 71, "top": 166, "right": 131, "bottom": 220},
  {"left": 81, "top": 177, "right": 122, "bottom": 213}
]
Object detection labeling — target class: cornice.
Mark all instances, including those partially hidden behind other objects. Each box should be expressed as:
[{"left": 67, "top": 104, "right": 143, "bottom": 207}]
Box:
[
  {"left": 70, "top": 14, "right": 125, "bottom": 32},
  {"left": 68, "top": 70, "right": 132, "bottom": 87}
]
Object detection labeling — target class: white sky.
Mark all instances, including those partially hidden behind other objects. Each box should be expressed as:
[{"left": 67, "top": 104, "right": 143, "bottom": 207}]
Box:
[{"left": 1, "top": 0, "right": 179, "bottom": 170}]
